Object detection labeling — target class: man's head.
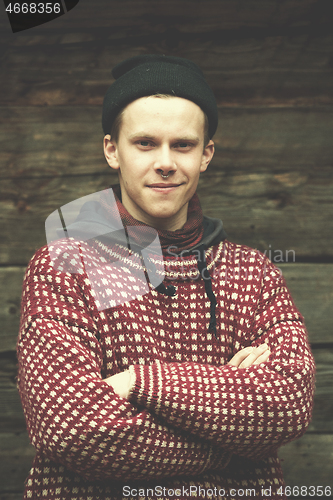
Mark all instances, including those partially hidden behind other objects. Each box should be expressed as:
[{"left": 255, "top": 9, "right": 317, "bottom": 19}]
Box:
[
  {"left": 102, "top": 54, "right": 218, "bottom": 140},
  {"left": 102, "top": 56, "right": 217, "bottom": 231}
]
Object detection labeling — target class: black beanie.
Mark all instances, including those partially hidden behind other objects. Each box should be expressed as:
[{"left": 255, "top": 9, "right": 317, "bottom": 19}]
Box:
[{"left": 102, "top": 54, "right": 218, "bottom": 139}]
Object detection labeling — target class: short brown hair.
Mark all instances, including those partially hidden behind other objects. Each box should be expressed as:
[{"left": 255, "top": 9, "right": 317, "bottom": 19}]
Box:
[{"left": 110, "top": 95, "right": 210, "bottom": 148}]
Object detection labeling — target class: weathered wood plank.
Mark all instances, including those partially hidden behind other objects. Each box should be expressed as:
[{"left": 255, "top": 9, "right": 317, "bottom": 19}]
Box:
[
  {"left": 1, "top": 107, "right": 332, "bottom": 178},
  {"left": 0, "top": 494, "right": 28, "bottom": 500},
  {"left": 279, "top": 434, "right": 333, "bottom": 489},
  {"left": 0, "top": 268, "right": 25, "bottom": 352},
  {"left": 308, "top": 348, "right": 333, "bottom": 434},
  {"left": 212, "top": 108, "right": 333, "bottom": 169},
  {"left": 0, "top": 431, "right": 35, "bottom": 494},
  {"left": 0, "top": 173, "right": 117, "bottom": 265},
  {"left": 0, "top": 107, "right": 106, "bottom": 178},
  {"left": 0, "top": 388, "right": 26, "bottom": 433},
  {"left": 197, "top": 163, "right": 333, "bottom": 259},
  {"left": 0, "top": 106, "right": 332, "bottom": 262},
  {"left": 280, "top": 265, "right": 333, "bottom": 346},
  {"left": 1, "top": 36, "right": 333, "bottom": 107},
  {"left": 1, "top": 166, "right": 332, "bottom": 263}
]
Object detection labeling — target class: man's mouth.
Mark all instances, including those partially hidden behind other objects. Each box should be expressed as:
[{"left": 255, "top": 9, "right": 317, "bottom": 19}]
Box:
[{"left": 147, "top": 183, "right": 182, "bottom": 188}]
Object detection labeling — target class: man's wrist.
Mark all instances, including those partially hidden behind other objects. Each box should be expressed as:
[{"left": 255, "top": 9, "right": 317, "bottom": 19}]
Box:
[{"left": 105, "top": 368, "right": 136, "bottom": 399}]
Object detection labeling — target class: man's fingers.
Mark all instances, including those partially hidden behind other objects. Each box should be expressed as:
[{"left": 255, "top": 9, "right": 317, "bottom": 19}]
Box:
[
  {"left": 238, "top": 343, "right": 270, "bottom": 368},
  {"left": 252, "top": 350, "right": 270, "bottom": 365},
  {"left": 239, "top": 348, "right": 270, "bottom": 368},
  {"left": 227, "top": 346, "right": 254, "bottom": 367},
  {"left": 228, "top": 344, "right": 270, "bottom": 368}
]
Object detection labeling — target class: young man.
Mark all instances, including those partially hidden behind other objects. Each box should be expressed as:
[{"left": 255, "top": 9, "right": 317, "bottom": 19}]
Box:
[{"left": 17, "top": 55, "right": 315, "bottom": 500}]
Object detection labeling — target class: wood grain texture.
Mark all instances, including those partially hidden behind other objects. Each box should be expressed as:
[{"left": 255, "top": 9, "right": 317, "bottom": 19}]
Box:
[
  {"left": 1, "top": 165, "right": 332, "bottom": 263},
  {"left": 0, "top": 173, "right": 117, "bottom": 265},
  {"left": 0, "top": 268, "right": 25, "bottom": 351},
  {"left": 197, "top": 162, "right": 333, "bottom": 259},
  {"left": 279, "top": 434, "right": 333, "bottom": 489},
  {"left": 1, "top": 107, "right": 333, "bottom": 178},
  {"left": 0, "top": 431, "right": 35, "bottom": 494},
  {"left": 279, "top": 265, "right": 333, "bottom": 345},
  {"left": 0, "top": 494, "right": 28, "bottom": 500},
  {"left": 1, "top": 36, "right": 333, "bottom": 107},
  {"left": 308, "top": 348, "right": 333, "bottom": 433}
]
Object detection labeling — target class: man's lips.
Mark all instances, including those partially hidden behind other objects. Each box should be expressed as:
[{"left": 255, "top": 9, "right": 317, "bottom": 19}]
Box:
[{"left": 147, "top": 183, "right": 182, "bottom": 188}]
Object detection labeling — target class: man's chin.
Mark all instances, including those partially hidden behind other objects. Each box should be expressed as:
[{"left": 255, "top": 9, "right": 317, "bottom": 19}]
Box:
[{"left": 145, "top": 210, "right": 187, "bottom": 231}]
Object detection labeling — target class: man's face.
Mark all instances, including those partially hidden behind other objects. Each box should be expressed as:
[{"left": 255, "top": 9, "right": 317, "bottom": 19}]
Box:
[{"left": 104, "top": 96, "right": 214, "bottom": 231}]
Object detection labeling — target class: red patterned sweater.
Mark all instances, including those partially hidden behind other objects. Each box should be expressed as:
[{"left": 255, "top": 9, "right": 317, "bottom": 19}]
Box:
[{"left": 17, "top": 238, "right": 315, "bottom": 500}]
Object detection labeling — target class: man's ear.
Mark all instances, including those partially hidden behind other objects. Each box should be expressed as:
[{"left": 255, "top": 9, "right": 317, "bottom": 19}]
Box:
[
  {"left": 104, "top": 135, "right": 120, "bottom": 171},
  {"left": 200, "top": 140, "right": 215, "bottom": 173}
]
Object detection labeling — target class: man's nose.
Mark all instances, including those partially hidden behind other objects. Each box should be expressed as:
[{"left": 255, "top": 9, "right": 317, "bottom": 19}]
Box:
[{"left": 154, "top": 145, "right": 177, "bottom": 176}]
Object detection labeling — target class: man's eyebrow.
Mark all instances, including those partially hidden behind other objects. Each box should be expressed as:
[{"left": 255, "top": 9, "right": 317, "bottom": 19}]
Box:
[
  {"left": 175, "top": 136, "right": 200, "bottom": 143},
  {"left": 128, "top": 133, "right": 201, "bottom": 143},
  {"left": 128, "top": 133, "right": 156, "bottom": 141}
]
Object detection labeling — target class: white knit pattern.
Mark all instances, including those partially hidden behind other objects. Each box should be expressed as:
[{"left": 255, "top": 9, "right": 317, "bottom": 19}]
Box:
[{"left": 17, "top": 240, "right": 315, "bottom": 500}]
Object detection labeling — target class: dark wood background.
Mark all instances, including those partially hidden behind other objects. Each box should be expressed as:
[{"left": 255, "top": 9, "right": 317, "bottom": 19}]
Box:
[{"left": 0, "top": 1, "right": 332, "bottom": 498}]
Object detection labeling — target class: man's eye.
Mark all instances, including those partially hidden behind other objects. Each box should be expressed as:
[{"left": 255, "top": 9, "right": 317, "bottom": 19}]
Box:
[{"left": 138, "top": 141, "right": 152, "bottom": 147}]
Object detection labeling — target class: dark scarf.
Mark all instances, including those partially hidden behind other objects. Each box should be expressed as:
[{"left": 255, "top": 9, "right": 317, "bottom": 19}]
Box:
[{"left": 100, "top": 185, "right": 204, "bottom": 255}]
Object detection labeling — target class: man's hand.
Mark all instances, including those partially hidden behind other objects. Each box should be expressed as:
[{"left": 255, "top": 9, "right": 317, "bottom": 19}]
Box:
[
  {"left": 227, "top": 343, "right": 270, "bottom": 369},
  {"left": 104, "top": 369, "right": 134, "bottom": 399}
]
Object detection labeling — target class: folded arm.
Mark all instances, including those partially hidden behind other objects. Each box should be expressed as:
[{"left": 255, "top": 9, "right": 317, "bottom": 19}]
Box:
[
  {"left": 127, "top": 263, "right": 316, "bottom": 460},
  {"left": 17, "top": 248, "right": 231, "bottom": 482},
  {"left": 107, "top": 343, "right": 271, "bottom": 397}
]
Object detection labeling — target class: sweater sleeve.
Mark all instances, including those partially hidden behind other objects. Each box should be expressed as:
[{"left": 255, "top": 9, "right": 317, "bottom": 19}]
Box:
[
  {"left": 129, "top": 258, "right": 316, "bottom": 460},
  {"left": 17, "top": 247, "right": 231, "bottom": 482}
]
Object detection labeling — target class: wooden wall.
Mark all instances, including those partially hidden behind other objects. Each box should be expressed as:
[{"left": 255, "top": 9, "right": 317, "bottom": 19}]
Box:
[{"left": 0, "top": 1, "right": 332, "bottom": 498}]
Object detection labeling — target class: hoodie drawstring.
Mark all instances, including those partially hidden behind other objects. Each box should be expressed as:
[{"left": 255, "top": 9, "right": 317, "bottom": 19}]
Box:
[{"left": 195, "top": 244, "right": 217, "bottom": 338}]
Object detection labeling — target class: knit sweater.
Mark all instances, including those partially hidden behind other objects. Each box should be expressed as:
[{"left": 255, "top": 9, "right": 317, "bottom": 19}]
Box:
[{"left": 17, "top": 237, "right": 315, "bottom": 500}]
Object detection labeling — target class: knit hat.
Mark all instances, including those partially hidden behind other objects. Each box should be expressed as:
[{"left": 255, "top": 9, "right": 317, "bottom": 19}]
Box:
[{"left": 102, "top": 54, "right": 218, "bottom": 139}]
